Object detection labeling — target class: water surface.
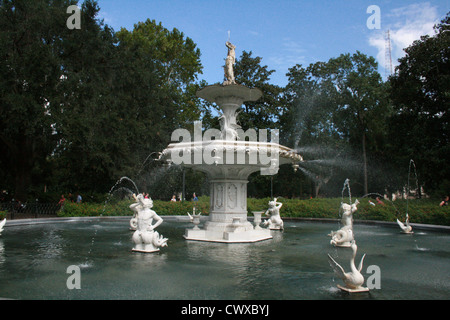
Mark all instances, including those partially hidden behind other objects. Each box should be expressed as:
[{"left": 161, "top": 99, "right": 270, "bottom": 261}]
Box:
[{"left": 0, "top": 219, "right": 448, "bottom": 300}]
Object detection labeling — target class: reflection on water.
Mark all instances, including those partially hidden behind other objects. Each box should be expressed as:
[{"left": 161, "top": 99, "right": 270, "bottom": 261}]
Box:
[
  {"left": 0, "top": 240, "right": 4, "bottom": 266},
  {"left": 0, "top": 220, "right": 448, "bottom": 300}
]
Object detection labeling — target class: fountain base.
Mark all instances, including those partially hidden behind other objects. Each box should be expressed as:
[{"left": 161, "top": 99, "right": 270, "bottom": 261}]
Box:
[
  {"left": 184, "top": 227, "right": 272, "bottom": 243},
  {"left": 332, "top": 242, "right": 352, "bottom": 248},
  {"left": 132, "top": 248, "right": 160, "bottom": 253},
  {"left": 337, "top": 285, "right": 370, "bottom": 293}
]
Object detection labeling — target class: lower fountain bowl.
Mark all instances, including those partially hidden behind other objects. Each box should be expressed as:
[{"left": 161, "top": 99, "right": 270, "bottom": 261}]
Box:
[{"left": 1, "top": 217, "right": 449, "bottom": 300}]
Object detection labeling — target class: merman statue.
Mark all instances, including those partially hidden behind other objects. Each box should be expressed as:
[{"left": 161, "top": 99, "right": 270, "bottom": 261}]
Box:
[
  {"left": 263, "top": 198, "right": 284, "bottom": 230},
  {"left": 130, "top": 194, "right": 168, "bottom": 253},
  {"left": 328, "top": 199, "right": 359, "bottom": 247}
]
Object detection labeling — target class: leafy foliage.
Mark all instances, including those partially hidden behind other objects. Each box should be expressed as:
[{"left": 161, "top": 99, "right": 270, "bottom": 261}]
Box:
[
  {"left": 387, "top": 13, "right": 450, "bottom": 193},
  {"left": 58, "top": 196, "right": 450, "bottom": 226},
  {"left": 0, "top": 0, "right": 448, "bottom": 208}
]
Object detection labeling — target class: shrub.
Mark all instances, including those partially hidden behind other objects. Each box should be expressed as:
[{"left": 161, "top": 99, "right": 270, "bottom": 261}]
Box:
[
  {"left": 58, "top": 196, "right": 210, "bottom": 218},
  {"left": 57, "top": 196, "right": 450, "bottom": 226}
]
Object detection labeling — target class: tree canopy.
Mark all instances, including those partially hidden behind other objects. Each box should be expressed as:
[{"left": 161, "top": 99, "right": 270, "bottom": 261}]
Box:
[{"left": 0, "top": 1, "right": 448, "bottom": 202}]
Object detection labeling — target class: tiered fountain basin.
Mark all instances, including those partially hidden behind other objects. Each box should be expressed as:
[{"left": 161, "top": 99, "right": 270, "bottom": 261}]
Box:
[
  {"left": 161, "top": 140, "right": 301, "bottom": 243},
  {"left": 160, "top": 83, "right": 303, "bottom": 243}
]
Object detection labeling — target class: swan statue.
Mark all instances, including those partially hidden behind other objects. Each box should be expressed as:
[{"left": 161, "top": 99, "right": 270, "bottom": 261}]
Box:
[
  {"left": 0, "top": 218, "right": 6, "bottom": 235},
  {"left": 327, "top": 240, "right": 369, "bottom": 293},
  {"left": 397, "top": 214, "right": 413, "bottom": 234}
]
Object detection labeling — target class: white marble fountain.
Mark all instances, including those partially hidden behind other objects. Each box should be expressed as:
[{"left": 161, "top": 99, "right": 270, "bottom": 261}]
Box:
[{"left": 160, "top": 41, "right": 302, "bottom": 243}]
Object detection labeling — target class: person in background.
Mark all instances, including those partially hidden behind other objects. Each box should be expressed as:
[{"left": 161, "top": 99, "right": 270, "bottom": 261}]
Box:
[
  {"left": 439, "top": 195, "right": 449, "bottom": 207},
  {"left": 376, "top": 197, "right": 385, "bottom": 206},
  {"left": 58, "top": 195, "right": 66, "bottom": 208}
]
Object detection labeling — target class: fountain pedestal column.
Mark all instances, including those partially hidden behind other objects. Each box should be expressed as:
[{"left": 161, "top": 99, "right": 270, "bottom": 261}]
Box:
[{"left": 184, "top": 175, "right": 272, "bottom": 243}]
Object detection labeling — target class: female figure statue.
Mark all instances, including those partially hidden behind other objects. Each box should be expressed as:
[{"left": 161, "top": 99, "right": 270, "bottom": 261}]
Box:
[{"left": 223, "top": 41, "right": 236, "bottom": 85}]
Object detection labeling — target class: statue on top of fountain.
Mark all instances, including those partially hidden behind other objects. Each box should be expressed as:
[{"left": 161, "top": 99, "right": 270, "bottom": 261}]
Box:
[
  {"left": 263, "top": 198, "right": 284, "bottom": 230},
  {"left": 329, "top": 199, "right": 359, "bottom": 247},
  {"left": 223, "top": 41, "right": 236, "bottom": 86},
  {"left": 130, "top": 194, "right": 168, "bottom": 253}
]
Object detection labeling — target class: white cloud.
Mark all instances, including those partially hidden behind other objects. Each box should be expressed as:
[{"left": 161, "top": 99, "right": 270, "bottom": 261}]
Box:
[
  {"left": 368, "top": 2, "right": 440, "bottom": 76},
  {"left": 97, "top": 11, "right": 115, "bottom": 27},
  {"left": 248, "top": 30, "right": 260, "bottom": 37},
  {"left": 268, "top": 38, "right": 307, "bottom": 69}
]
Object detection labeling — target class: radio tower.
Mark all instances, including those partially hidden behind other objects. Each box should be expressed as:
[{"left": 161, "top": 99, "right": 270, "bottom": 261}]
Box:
[{"left": 385, "top": 29, "right": 393, "bottom": 78}]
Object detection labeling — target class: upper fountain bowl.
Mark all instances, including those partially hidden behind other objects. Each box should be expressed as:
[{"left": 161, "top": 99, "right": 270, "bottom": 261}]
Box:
[{"left": 196, "top": 83, "right": 263, "bottom": 107}]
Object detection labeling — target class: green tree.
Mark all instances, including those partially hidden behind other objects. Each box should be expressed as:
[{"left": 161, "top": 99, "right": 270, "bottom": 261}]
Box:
[
  {"left": 313, "top": 52, "right": 388, "bottom": 195},
  {"left": 388, "top": 13, "right": 450, "bottom": 194},
  {"left": 48, "top": 0, "right": 135, "bottom": 195},
  {"left": 0, "top": 0, "right": 81, "bottom": 201},
  {"left": 234, "top": 51, "right": 284, "bottom": 131},
  {"left": 113, "top": 19, "right": 204, "bottom": 194},
  {"left": 0, "top": 1, "right": 205, "bottom": 201},
  {"left": 281, "top": 53, "right": 390, "bottom": 197}
]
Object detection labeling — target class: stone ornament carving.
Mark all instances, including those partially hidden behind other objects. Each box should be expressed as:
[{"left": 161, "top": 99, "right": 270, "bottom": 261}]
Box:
[
  {"left": 327, "top": 240, "right": 369, "bottom": 293},
  {"left": 228, "top": 184, "right": 237, "bottom": 209},
  {"left": 263, "top": 198, "right": 284, "bottom": 230},
  {"left": 252, "top": 211, "right": 264, "bottom": 229},
  {"left": 188, "top": 207, "right": 202, "bottom": 230},
  {"left": 215, "top": 184, "right": 223, "bottom": 209},
  {"left": 219, "top": 112, "right": 240, "bottom": 141},
  {"left": 129, "top": 214, "right": 137, "bottom": 231},
  {"left": 329, "top": 199, "right": 359, "bottom": 247},
  {"left": 130, "top": 194, "right": 168, "bottom": 253}
]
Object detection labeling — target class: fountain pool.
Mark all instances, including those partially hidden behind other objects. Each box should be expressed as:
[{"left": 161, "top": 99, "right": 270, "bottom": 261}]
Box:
[{"left": 0, "top": 217, "right": 448, "bottom": 300}]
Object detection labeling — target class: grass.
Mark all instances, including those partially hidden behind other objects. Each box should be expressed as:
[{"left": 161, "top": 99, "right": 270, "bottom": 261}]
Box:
[{"left": 57, "top": 196, "right": 450, "bottom": 226}]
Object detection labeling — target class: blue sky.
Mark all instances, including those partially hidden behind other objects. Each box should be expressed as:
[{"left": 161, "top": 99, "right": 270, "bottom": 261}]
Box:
[{"left": 96, "top": 0, "right": 449, "bottom": 86}]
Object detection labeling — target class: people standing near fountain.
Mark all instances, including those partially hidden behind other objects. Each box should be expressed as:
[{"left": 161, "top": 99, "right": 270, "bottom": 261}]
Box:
[
  {"left": 171, "top": 195, "right": 177, "bottom": 202},
  {"left": 58, "top": 194, "right": 66, "bottom": 208},
  {"left": 439, "top": 195, "right": 449, "bottom": 207},
  {"left": 376, "top": 197, "right": 385, "bottom": 206}
]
